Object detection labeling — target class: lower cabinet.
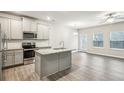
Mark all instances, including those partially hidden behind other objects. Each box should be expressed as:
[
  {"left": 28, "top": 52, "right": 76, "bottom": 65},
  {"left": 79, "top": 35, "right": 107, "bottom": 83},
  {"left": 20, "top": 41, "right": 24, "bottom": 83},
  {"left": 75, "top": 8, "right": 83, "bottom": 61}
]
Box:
[
  {"left": 46, "top": 54, "right": 59, "bottom": 76},
  {"left": 3, "top": 50, "right": 23, "bottom": 68},
  {"left": 59, "top": 52, "right": 71, "bottom": 71},
  {"left": 35, "top": 54, "right": 41, "bottom": 76},
  {"left": 14, "top": 50, "right": 23, "bottom": 65},
  {"left": 4, "top": 51, "right": 14, "bottom": 67},
  {"left": 35, "top": 51, "right": 72, "bottom": 78}
]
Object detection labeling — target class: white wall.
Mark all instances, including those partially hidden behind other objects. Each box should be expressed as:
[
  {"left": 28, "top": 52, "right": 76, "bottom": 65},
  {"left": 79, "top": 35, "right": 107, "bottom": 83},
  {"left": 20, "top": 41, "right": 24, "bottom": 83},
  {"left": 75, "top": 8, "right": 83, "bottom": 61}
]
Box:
[
  {"left": 79, "top": 21, "right": 124, "bottom": 58},
  {"left": 49, "top": 22, "right": 78, "bottom": 49},
  {"left": 7, "top": 40, "right": 49, "bottom": 49}
]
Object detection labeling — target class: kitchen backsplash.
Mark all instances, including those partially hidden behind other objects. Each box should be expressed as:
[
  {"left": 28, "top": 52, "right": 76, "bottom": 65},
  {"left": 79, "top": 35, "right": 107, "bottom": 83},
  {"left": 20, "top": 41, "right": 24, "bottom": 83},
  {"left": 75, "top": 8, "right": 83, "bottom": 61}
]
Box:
[{"left": 7, "top": 40, "right": 49, "bottom": 49}]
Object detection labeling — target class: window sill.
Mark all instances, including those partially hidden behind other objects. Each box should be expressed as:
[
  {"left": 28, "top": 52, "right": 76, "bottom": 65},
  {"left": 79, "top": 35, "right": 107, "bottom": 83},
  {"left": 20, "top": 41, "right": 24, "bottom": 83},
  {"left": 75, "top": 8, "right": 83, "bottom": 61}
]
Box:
[
  {"left": 110, "top": 48, "right": 124, "bottom": 51},
  {"left": 93, "top": 47, "right": 104, "bottom": 49}
]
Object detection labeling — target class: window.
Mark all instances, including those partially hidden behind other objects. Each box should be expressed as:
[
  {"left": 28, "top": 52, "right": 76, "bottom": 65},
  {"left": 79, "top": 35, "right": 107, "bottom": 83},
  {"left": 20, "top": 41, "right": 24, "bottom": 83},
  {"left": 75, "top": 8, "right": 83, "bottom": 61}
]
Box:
[
  {"left": 93, "top": 32, "right": 103, "bottom": 47},
  {"left": 110, "top": 32, "right": 124, "bottom": 49}
]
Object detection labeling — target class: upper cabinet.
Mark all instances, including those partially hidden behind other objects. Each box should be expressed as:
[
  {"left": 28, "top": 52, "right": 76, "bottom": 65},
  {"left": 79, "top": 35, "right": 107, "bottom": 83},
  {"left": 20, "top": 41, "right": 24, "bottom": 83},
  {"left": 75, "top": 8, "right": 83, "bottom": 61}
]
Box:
[
  {"left": 22, "top": 17, "right": 37, "bottom": 32},
  {"left": 0, "top": 14, "right": 50, "bottom": 40},
  {"left": 10, "top": 19, "right": 22, "bottom": 39},
  {"left": 37, "top": 24, "right": 49, "bottom": 39},
  {"left": 0, "top": 17, "right": 11, "bottom": 39},
  {"left": 0, "top": 17, "right": 23, "bottom": 40}
]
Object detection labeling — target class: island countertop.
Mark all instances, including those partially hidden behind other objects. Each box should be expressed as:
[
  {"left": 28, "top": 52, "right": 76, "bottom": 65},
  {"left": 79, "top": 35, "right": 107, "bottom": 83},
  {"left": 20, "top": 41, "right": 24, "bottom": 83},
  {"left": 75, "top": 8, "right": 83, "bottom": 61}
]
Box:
[{"left": 35, "top": 48, "right": 72, "bottom": 55}]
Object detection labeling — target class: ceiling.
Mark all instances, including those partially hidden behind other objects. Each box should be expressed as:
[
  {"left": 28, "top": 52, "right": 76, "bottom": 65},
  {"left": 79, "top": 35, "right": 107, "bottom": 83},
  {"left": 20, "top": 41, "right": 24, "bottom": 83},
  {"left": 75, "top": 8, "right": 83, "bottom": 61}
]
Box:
[{"left": 7, "top": 11, "right": 124, "bottom": 29}]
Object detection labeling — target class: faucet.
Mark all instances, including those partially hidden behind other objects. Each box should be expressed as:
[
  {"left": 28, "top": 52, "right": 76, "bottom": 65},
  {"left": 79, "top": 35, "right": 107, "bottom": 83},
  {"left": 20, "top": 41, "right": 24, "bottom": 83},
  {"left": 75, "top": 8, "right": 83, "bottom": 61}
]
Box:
[{"left": 59, "top": 41, "right": 64, "bottom": 48}]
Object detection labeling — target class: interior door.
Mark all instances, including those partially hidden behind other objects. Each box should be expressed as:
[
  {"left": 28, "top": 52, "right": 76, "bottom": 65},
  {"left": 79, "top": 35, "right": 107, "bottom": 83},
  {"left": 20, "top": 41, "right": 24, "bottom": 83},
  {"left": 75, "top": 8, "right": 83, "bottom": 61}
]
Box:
[{"left": 80, "top": 33, "right": 87, "bottom": 52}]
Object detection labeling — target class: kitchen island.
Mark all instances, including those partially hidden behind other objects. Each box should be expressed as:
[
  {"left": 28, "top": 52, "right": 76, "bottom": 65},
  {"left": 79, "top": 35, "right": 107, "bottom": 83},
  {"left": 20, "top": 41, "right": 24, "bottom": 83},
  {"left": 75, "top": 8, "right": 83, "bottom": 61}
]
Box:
[{"left": 35, "top": 48, "right": 72, "bottom": 79}]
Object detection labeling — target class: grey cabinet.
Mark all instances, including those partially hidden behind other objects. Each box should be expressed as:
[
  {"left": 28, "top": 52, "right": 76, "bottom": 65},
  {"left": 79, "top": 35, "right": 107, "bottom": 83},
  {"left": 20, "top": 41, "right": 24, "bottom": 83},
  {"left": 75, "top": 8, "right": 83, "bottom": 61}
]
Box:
[
  {"left": 3, "top": 50, "right": 23, "bottom": 67},
  {"left": 35, "top": 53, "right": 59, "bottom": 77},
  {"left": 35, "top": 54, "right": 41, "bottom": 76},
  {"left": 46, "top": 54, "right": 58, "bottom": 75},
  {"left": 14, "top": 50, "right": 23, "bottom": 65},
  {"left": 3, "top": 51, "right": 14, "bottom": 67},
  {"left": 35, "top": 51, "right": 72, "bottom": 79},
  {"left": 59, "top": 52, "right": 71, "bottom": 71}
]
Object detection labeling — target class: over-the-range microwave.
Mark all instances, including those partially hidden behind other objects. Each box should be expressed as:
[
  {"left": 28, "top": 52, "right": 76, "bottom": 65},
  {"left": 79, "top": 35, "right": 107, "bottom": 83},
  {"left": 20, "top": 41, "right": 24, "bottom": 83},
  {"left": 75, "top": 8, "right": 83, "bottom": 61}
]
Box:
[{"left": 23, "top": 32, "right": 37, "bottom": 39}]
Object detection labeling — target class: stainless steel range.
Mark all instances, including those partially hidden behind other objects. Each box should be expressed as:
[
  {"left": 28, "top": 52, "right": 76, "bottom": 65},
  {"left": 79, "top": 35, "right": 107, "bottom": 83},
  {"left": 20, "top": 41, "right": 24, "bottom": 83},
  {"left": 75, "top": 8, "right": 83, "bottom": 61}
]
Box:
[{"left": 22, "top": 42, "right": 36, "bottom": 65}]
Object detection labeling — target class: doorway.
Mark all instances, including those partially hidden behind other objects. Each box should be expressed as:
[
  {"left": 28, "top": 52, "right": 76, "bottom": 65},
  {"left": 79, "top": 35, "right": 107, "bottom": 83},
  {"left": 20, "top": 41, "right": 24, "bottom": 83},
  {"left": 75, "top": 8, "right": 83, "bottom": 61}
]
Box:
[{"left": 79, "top": 33, "right": 87, "bottom": 52}]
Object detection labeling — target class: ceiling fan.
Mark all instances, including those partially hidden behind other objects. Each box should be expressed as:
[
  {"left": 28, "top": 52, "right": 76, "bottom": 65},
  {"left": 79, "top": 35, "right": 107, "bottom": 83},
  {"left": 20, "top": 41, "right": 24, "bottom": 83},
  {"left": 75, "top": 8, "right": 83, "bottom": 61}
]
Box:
[{"left": 100, "top": 12, "right": 124, "bottom": 23}]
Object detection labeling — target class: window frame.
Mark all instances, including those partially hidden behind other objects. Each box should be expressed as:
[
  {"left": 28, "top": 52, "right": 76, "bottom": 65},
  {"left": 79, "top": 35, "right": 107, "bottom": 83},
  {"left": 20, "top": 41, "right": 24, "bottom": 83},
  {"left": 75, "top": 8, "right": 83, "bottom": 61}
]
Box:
[
  {"left": 109, "top": 31, "right": 124, "bottom": 50},
  {"left": 93, "top": 32, "right": 104, "bottom": 48}
]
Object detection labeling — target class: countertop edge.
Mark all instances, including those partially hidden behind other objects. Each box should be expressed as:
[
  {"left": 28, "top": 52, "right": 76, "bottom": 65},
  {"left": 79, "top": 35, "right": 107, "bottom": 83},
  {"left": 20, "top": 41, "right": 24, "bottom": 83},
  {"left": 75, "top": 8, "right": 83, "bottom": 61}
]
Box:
[{"left": 35, "top": 49, "right": 72, "bottom": 55}]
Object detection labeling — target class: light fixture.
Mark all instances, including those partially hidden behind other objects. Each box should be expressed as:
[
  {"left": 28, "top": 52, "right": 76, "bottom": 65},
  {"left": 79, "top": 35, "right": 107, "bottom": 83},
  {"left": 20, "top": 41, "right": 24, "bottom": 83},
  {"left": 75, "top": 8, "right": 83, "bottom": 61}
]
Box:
[
  {"left": 47, "top": 16, "right": 51, "bottom": 21},
  {"left": 73, "top": 32, "right": 78, "bottom": 35},
  {"left": 68, "top": 22, "right": 84, "bottom": 29},
  {"left": 107, "top": 18, "right": 114, "bottom": 23}
]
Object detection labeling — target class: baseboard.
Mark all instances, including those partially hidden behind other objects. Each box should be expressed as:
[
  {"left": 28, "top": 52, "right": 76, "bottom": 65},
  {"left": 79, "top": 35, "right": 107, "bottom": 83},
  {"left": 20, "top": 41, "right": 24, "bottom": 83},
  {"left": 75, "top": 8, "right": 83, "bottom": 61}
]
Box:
[{"left": 86, "top": 52, "right": 124, "bottom": 59}]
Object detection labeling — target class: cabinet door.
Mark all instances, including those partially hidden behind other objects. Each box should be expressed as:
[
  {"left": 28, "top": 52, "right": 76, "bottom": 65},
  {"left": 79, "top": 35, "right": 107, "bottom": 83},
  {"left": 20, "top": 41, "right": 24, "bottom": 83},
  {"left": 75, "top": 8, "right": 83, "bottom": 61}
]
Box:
[
  {"left": 11, "top": 19, "right": 22, "bottom": 39},
  {"left": 59, "top": 52, "right": 71, "bottom": 71},
  {"left": 37, "top": 24, "right": 49, "bottom": 39},
  {"left": 4, "top": 51, "right": 14, "bottom": 67},
  {"left": 0, "top": 17, "right": 10, "bottom": 39},
  {"left": 43, "top": 26, "right": 49, "bottom": 39},
  {"left": 22, "top": 17, "right": 31, "bottom": 31},
  {"left": 31, "top": 21, "right": 37, "bottom": 32},
  {"left": 14, "top": 50, "right": 23, "bottom": 65},
  {"left": 37, "top": 24, "right": 44, "bottom": 39},
  {"left": 23, "top": 17, "right": 37, "bottom": 32},
  {"left": 35, "top": 54, "right": 41, "bottom": 76},
  {"left": 46, "top": 54, "right": 58, "bottom": 75}
]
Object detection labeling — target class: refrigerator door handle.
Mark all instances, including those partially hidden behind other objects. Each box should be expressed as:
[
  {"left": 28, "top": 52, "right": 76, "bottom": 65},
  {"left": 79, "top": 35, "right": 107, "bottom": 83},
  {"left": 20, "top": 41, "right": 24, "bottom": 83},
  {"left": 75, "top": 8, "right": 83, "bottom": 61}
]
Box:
[
  {"left": 2, "top": 33, "right": 7, "bottom": 63},
  {"left": 4, "top": 35, "right": 7, "bottom": 62}
]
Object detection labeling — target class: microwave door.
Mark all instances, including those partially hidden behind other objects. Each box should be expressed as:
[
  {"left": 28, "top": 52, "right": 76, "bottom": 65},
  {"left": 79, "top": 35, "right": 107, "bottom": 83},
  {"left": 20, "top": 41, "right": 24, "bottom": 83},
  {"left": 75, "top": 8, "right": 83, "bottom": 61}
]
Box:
[{"left": 23, "top": 33, "right": 34, "bottom": 39}]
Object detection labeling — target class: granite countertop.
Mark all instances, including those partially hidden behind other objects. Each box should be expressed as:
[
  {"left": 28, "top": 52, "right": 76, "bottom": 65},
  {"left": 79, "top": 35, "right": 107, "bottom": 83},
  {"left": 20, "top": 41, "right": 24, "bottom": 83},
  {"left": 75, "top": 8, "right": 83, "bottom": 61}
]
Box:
[
  {"left": 4, "top": 46, "right": 51, "bottom": 51},
  {"left": 24, "top": 46, "right": 51, "bottom": 51},
  {"left": 6, "top": 48, "right": 23, "bottom": 51},
  {"left": 0, "top": 48, "right": 23, "bottom": 52},
  {"left": 35, "top": 48, "right": 72, "bottom": 55}
]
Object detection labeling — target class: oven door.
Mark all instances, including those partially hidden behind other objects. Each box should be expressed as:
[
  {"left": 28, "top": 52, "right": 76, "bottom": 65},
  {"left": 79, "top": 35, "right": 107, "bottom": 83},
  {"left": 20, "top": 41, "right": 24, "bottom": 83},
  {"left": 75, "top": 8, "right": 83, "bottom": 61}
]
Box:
[{"left": 24, "top": 50, "right": 35, "bottom": 59}]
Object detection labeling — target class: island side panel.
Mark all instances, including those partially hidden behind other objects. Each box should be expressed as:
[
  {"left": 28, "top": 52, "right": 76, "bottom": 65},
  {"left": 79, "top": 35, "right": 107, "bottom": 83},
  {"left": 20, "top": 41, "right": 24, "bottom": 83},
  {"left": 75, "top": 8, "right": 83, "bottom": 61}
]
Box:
[
  {"left": 35, "top": 52, "right": 41, "bottom": 77},
  {"left": 35, "top": 52, "right": 47, "bottom": 79},
  {"left": 46, "top": 53, "right": 59, "bottom": 76},
  {"left": 59, "top": 51, "right": 72, "bottom": 71}
]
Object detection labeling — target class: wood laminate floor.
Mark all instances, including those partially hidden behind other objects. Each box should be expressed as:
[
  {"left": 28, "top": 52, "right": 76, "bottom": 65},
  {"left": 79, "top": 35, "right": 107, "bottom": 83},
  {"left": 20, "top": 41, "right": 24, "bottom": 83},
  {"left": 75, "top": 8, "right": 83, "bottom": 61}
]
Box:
[{"left": 2, "top": 52, "right": 124, "bottom": 81}]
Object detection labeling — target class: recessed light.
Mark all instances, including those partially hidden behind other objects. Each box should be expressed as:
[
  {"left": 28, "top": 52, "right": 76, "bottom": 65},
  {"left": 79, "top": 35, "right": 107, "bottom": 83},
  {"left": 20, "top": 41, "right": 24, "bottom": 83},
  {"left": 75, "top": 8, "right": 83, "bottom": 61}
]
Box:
[{"left": 47, "top": 16, "right": 51, "bottom": 21}]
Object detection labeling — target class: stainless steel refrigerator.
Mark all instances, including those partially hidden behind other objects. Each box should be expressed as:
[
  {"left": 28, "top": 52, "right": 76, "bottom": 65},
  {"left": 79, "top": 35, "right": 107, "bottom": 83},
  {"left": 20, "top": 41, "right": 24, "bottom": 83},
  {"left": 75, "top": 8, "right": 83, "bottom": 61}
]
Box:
[{"left": 0, "top": 24, "right": 8, "bottom": 81}]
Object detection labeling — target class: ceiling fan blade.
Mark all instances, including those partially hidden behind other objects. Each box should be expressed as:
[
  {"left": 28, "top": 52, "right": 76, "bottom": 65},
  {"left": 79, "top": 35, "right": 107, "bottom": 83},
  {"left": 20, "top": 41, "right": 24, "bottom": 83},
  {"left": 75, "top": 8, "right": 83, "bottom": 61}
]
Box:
[
  {"left": 99, "top": 17, "right": 110, "bottom": 24},
  {"left": 115, "top": 16, "right": 124, "bottom": 19}
]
